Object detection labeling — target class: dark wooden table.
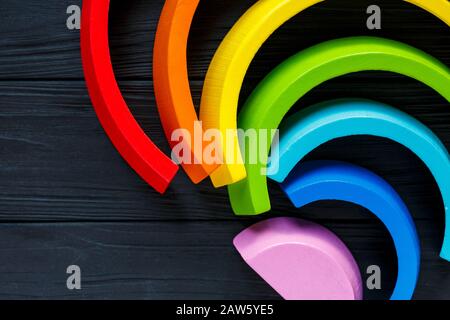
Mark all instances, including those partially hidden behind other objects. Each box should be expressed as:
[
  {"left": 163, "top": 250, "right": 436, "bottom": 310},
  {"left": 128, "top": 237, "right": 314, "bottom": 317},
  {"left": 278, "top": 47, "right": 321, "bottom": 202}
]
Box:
[{"left": 0, "top": 0, "right": 449, "bottom": 299}]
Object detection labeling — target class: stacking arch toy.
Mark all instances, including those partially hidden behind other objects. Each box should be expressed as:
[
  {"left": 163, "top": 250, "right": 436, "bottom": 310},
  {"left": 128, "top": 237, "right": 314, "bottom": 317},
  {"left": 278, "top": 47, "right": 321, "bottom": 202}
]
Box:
[
  {"left": 199, "top": 0, "right": 450, "bottom": 188},
  {"left": 153, "top": 0, "right": 219, "bottom": 183},
  {"left": 81, "top": 0, "right": 178, "bottom": 194},
  {"left": 234, "top": 216, "right": 363, "bottom": 300},
  {"left": 227, "top": 37, "right": 450, "bottom": 214},
  {"left": 279, "top": 161, "right": 420, "bottom": 300},
  {"left": 79, "top": 0, "right": 450, "bottom": 299},
  {"left": 229, "top": 99, "right": 450, "bottom": 260}
]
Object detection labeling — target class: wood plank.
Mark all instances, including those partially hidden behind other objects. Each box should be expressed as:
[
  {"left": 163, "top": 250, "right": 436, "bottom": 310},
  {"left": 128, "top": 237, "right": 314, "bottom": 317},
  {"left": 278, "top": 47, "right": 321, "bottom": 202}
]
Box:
[
  {"left": 0, "top": 220, "right": 419, "bottom": 299},
  {"left": 0, "top": 79, "right": 448, "bottom": 222},
  {"left": 0, "top": 0, "right": 449, "bottom": 80},
  {"left": 1, "top": 0, "right": 450, "bottom": 300},
  {"left": 0, "top": 219, "right": 447, "bottom": 299}
]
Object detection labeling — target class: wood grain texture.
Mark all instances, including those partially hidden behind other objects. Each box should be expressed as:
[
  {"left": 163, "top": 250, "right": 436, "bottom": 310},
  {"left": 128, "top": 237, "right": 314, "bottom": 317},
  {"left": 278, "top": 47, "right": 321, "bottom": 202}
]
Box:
[
  {"left": 0, "top": 0, "right": 449, "bottom": 299},
  {"left": 0, "top": 221, "right": 392, "bottom": 300}
]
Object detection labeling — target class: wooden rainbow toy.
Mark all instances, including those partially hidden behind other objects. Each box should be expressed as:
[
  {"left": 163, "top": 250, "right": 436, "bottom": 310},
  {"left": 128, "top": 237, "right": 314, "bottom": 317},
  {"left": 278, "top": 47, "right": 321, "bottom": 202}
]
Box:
[{"left": 80, "top": 0, "right": 450, "bottom": 300}]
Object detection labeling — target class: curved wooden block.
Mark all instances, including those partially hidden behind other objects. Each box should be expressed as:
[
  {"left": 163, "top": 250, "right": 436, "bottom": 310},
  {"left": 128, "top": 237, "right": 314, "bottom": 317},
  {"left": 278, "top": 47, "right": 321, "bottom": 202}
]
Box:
[
  {"left": 229, "top": 99, "right": 450, "bottom": 261},
  {"left": 81, "top": 0, "right": 178, "bottom": 194},
  {"left": 280, "top": 161, "right": 420, "bottom": 300},
  {"left": 199, "top": 0, "right": 450, "bottom": 188},
  {"left": 234, "top": 217, "right": 363, "bottom": 300},
  {"left": 153, "top": 0, "right": 219, "bottom": 183},
  {"left": 228, "top": 37, "right": 450, "bottom": 215}
]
